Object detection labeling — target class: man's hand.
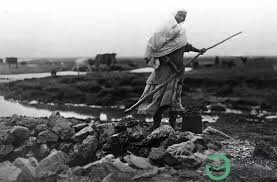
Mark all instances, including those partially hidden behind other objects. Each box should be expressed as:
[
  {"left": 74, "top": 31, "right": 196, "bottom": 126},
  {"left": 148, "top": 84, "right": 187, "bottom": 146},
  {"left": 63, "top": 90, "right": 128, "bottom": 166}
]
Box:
[{"left": 199, "top": 48, "right": 207, "bottom": 55}]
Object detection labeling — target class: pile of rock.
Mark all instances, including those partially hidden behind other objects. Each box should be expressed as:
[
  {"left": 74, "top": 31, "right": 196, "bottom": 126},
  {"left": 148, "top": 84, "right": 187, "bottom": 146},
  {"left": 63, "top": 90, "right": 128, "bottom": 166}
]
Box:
[{"left": 0, "top": 113, "right": 275, "bottom": 182}]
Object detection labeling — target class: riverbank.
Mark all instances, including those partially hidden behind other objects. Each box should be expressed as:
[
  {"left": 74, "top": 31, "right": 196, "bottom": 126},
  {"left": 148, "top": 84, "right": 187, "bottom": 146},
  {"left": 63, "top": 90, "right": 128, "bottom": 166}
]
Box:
[
  {"left": 1, "top": 66, "right": 277, "bottom": 111},
  {"left": 0, "top": 72, "right": 148, "bottom": 106}
]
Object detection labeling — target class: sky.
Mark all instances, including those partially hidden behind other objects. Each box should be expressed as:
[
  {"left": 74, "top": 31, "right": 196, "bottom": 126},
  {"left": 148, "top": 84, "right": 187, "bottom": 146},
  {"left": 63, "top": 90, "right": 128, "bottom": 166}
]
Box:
[{"left": 0, "top": 0, "right": 276, "bottom": 58}]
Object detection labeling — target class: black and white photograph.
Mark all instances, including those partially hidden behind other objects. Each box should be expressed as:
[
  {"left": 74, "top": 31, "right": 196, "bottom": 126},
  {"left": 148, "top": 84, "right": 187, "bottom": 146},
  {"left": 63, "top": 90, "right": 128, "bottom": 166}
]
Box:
[{"left": 0, "top": 0, "right": 276, "bottom": 181}]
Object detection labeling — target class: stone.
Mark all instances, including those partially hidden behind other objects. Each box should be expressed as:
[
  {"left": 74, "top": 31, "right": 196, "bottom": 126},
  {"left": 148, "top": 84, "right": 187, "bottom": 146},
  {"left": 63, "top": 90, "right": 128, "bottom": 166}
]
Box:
[
  {"left": 10, "top": 126, "right": 30, "bottom": 141},
  {"left": 79, "top": 134, "right": 99, "bottom": 160},
  {"left": 22, "top": 136, "right": 37, "bottom": 147},
  {"left": 0, "top": 129, "right": 15, "bottom": 144},
  {"left": 0, "top": 161, "right": 30, "bottom": 182},
  {"left": 132, "top": 168, "right": 159, "bottom": 181},
  {"left": 167, "top": 135, "right": 206, "bottom": 157},
  {"left": 175, "top": 131, "right": 195, "bottom": 143},
  {"left": 48, "top": 115, "right": 75, "bottom": 140},
  {"left": 97, "top": 123, "right": 115, "bottom": 144},
  {"left": 160, "top": 133, "right": 178, "bottom": 147},
  {"left": 71, "top": 126, "right": 94, "bottom": 143},
  {"left": 89, "top": 120, "right": 101, "bottom": 127},
  {"left": 167, "top": 141, "right": 195, "bottom": 157},
  {"left": 177, "top": 169, "right": 201, "bottom": 180},
  {"left": 58, "top": 162, "right": 127, "bottom": 182},
  {"left": 95, "top": 148, "right": 105, "bottom": 159},
  {"left": 73, "top": 123, "right": 88, "bottom": 132},
  {"left": 0, "top": 144, "right": 14, "bottom": 158},
  {"left": 59, "top": 143, "right": 73, "bottom": 153},
  {"left": 127, "top": 123, "right": 149, "bottom": 142},
  {"left": 13, "top": 157, "right": 38, "bottom": 180},
  {"left": 11, "top": 146, "right": 29, "bottom": 161},
  {"left": 111, "top": 158, "right": 136, "bottom": 173},
  {"left": 33, "top": 124, "right": 48, "bottom": 136},
  {"left": 124, "top": 154, "right": 153, "bottom": 170},
  {"left": 175, "top": 155, "right": 203, "bottom": 169},
  {"left": 37, "top": 130, "right": 59, "bottom": 144},
  {"left": 146, "top": 125, "right": 175, "bottom": 147},
  {"left": 149, "top": 146, "right": 178, "bottom": 166},
  {"left": 68, "top": 134, "right": 99, "bottom": 167},
  {"left": 67, "top": 144, "right": 84, "bottom": 167},
  {"left": 10, "top": 114, "right": 48, "bottom": 130},
  {"left": 103, "top": 132, "right": 128, "bottom": 158},
  {"left": 253, "top": 140, "right": 277, "bottom": 159},
  {"left": 35, "top": 150, "right": 69, "bottom": 180},
  {"left": 203, "top": 126, "right": 233, "bottom": 140},
  {"left": 101, "top": 173, "right": 133, "bottom": 182},
  {"left": 39, "top": 144, "right": 50, "bottom": 159},
  {"left": 7, "top": 137, "right": 37, "bottom": 161},
  {"left": 88, "top": 154, "right": 115, "bottom": 166}
]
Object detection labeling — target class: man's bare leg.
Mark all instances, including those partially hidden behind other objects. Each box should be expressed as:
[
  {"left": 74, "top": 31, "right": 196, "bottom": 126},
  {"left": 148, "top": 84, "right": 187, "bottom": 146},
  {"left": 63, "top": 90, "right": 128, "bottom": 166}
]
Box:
[
  {"left": 169, "top": 111, "right": 178, "bottom": 130},
  {"left": 152, "top": 106, "right": 168, "bottom": 130}
]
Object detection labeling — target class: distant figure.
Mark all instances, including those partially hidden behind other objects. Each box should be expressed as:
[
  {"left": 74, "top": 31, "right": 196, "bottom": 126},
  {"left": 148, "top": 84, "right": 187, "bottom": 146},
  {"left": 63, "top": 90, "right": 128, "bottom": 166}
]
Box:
[
  {"left": 51, "top": 69, "right": 57, "bottom": 77},
  {"left": 5, "top": 57, "right": 18, "bottom": 69},
  {"left": 95, "top": 53, "right": 117, "bottom": 70},
  {"left": 72, "top": 58, "right": 92, "bottom": 75},
  {"left": 0, "top": 59, "right": 3, "bottom": 64},
  {"left": 60, "top": 61, "right": 65, "bottom": 71},
  {"left": 215, "top": 56, "right": 220, "bottom": 67}
]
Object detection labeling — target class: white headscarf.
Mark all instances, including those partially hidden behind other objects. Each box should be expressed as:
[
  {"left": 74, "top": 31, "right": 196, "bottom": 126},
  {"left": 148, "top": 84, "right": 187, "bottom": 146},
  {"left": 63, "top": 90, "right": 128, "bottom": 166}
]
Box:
[{"left": 144, "top": 10, "right": 188, "bottom": 59}]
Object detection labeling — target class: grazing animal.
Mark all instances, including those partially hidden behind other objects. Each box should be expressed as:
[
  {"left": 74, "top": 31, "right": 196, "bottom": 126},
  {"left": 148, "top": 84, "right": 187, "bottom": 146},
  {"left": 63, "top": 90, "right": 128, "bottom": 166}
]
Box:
[
  {"left": 72, "top": 58, "right": 92, "bottom": 75},
  {"left": 238, "top": 56, "right": 248, "bottom": 65},
  {"left": 5, "top": 57, "right": 18, "bottom": 68},
  {"left": 221, "top": 60, "right": 235, "bottom": 68},
  {"left": 95, "top": 53, "right": 117, "bottom": 69}
]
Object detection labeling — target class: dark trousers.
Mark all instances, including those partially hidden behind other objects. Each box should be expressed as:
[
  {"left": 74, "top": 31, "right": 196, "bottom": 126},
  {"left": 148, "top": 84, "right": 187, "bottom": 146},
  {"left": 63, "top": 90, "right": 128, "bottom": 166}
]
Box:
[{"left": 153, "top": 106, "right": 177, "bottom": 130}]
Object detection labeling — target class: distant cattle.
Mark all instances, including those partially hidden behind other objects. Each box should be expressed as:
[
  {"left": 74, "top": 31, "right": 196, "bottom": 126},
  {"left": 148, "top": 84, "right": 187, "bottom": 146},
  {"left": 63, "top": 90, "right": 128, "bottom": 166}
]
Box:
[
  {"left": 0, "top": 59, "right": 3, "bottom": 63},
  {"left": 95, "top": 53, "right": 117, "bottom": 69},
  {"left": 237, "top": 56, "right": 248, "bottom": 65},
  {"left": 72, "top": 58, "right": 92, "bottom": 75},
  {"left": 221, "top": 60, "right": 235, "bottom": 68},
  {"left": 6, "top": 57, "right": 18, "bottom": 68}
]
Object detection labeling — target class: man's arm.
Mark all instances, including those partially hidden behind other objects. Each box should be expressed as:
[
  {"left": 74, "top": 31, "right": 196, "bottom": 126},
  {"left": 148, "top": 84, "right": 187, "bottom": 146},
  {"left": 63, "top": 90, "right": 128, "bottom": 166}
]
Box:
[
  {"left": 185, "top": 43, "right": 206, "bottom": 54},
  {"left": 185, "top": 43, "right": 200, "bottom": 52}
]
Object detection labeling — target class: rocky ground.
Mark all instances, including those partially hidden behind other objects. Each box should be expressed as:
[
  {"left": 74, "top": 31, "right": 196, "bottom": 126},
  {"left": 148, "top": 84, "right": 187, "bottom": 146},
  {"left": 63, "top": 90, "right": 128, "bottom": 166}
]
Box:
[
  {"left": 1, "top": 67, "right": 277, "bottom": 181},
  {"left": 0, "top": 111, "right": 276, "bottom": 182}
]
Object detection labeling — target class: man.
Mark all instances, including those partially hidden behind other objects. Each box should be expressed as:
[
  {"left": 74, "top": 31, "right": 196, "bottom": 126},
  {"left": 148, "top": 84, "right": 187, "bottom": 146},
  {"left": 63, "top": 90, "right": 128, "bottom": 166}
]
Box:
[{"left": 137, "top": 10, "right": 206, "bottom": 130}]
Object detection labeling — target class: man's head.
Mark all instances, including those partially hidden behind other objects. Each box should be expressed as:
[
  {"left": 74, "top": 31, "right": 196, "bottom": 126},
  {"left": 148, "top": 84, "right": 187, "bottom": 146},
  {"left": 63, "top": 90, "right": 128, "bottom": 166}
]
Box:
[{"left": 175, "top": 10, "right": 187, "bottom": 24}]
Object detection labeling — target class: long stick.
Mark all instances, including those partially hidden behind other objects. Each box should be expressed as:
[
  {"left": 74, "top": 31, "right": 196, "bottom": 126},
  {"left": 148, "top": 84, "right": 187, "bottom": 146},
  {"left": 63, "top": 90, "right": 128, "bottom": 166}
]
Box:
[{"left": 125, "top": 32, "right": 242, "bottom": 114}]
